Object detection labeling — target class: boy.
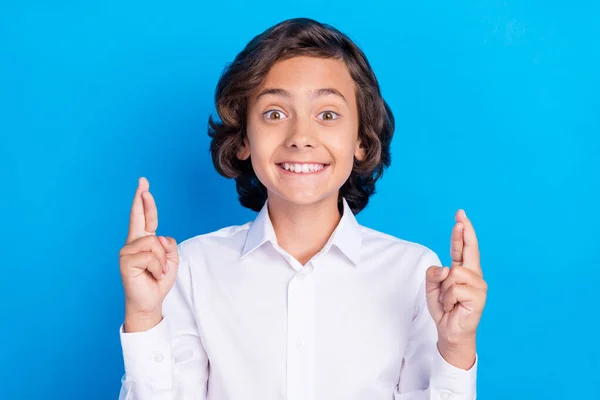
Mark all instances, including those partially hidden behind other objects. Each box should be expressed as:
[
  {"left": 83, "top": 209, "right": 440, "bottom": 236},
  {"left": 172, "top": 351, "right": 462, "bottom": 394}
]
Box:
[{"left": 118, "top": 18, "right": 486, "bottom": 400}]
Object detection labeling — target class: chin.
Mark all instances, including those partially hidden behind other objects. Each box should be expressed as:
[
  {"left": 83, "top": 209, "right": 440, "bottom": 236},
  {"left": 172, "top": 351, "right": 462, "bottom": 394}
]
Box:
[
  {"left": 270, "top": 188, "right": 339, "bottom": 207},
  {"left": 259, "top": 164, "right": 348, "bottom": 207}
]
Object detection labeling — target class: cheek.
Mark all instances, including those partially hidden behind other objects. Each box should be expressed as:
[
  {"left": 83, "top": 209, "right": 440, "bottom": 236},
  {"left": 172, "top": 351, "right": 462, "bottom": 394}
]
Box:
[
  {"left": 328, "top": 128, "right": 360, "bottom": 163},
  {"left": 246, "top": 129, "right": 280, "bottom": 178},
  {"left": 247, "top": 116, "right": 288, "bottom": 160}
]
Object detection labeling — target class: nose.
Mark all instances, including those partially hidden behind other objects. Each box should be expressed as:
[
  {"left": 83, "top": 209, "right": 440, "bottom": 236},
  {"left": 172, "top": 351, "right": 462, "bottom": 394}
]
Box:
[{"left": 284, "top": 116, "right": 318, "bottom": 149}]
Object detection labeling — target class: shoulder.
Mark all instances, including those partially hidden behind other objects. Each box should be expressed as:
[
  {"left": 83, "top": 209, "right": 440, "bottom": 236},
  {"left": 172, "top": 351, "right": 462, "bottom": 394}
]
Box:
[
  {"left": 176, "top": 221, "right": 252, "bottom": 257},
  {"left": 359, "top": 225, "right": 443, "bottom": 269}
]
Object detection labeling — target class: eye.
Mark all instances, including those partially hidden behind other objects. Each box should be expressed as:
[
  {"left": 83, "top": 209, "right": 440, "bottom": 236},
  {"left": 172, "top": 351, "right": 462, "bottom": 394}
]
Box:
[
  {"left": 263, "top": 109, "right": 287, "bottom": 121},
  {"left": 318, "top": 111, "right": 340, "bottom": 121}
]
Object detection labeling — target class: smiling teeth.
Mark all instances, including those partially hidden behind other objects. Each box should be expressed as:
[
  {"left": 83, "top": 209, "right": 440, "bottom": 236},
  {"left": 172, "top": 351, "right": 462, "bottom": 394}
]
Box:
[{"left": 282, "top": 163, "right": 325, "bottom": 173}]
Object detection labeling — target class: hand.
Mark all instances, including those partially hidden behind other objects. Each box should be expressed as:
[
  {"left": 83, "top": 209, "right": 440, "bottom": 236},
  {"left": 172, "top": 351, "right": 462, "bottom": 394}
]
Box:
[
  {"left": 425, "top": 209, "right": 487, "bottom": 368},
  {"left": 119, "top": 177, "right": 179, "bottom": 332}
]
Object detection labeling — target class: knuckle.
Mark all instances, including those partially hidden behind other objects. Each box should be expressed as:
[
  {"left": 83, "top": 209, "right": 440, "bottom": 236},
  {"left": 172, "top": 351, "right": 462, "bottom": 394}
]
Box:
[
  {"left": 444, "top": 272, "right": 454, "bottom": 284},
  {"left": 440, "top": 283, "right": 451, "bottom": 297},
  {"left": 147, "top": 260, "right": 161, "bottom": 274},
  {"left": 119, "top": 254, "right": 129, "bottom": 270},
  {"left": 148, "top": 235, "right": 160, "bottom": 246},
  {"left": 144, "top": 252, "right": 157, "bottom": 264},
  {"left": 154, "top": 237, "right": 166, "bottom": 251},
  {"left": 448, "top": 267, "right": 459, "bottom": 279},
  {"left": 119, "top": 243, "right": 135, "bottom": 257},
  {"left": 119, "top": 254, "right": 133, "bottom": 269},
  {"left": 441, "top": 279, "right": 451, "bottom": 292},
  {"left": 453, "top": 265, "right": 466, "bottom": 276},
  {"left": 147, "top": 262, "right": 159, "bottom": 274},
  {"left": 447, "top": 283, "right": 457, "bottom": 294}
]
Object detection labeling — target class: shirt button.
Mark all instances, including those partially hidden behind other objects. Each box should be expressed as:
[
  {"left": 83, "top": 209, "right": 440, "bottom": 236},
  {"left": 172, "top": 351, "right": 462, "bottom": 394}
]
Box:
[
  {"left": 296, "top": 274, "right": 306, "bottom": 280},
  {"left": 440, "top": 392, "right": 452, "bottom": 400},
  {"left": 295, "top": 340, "right": 304, "bottom": 348},
  {"left": 153, "top": 352, "right": 164, "bottom": 363}
]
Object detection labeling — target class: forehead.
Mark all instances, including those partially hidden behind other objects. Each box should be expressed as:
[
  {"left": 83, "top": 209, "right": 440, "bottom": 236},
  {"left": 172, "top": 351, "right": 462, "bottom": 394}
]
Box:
[{"left": 257, "top": 56, "right": 356, "bottom": 97}]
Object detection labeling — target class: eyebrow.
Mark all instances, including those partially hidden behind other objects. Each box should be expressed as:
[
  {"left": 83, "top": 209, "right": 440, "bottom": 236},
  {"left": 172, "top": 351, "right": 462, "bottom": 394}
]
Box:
[{"left": 255, "top": 87, "right": 347, "bottom": 103}]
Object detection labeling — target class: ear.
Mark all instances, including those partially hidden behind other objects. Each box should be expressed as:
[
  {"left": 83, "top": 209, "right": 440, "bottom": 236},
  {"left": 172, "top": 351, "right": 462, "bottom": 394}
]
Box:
[
  {"left": 354, "top": 137, "right": 366, "bottom": 161},
  {"left": 236, "top": 138, "right": 251, "bottom": 160}
]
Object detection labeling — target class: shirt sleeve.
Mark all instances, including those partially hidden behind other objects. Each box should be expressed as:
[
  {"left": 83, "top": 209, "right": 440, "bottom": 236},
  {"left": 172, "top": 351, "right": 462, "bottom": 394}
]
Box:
[
  {"left": 118, "top": 243, "right": 209, "bottom": 400},
  {"left": 394, "top": 249, "right": 478, "bottom": 400}
]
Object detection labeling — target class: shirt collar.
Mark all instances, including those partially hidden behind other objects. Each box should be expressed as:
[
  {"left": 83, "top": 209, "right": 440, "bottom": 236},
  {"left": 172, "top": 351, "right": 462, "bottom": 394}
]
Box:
[
  {"left": 241, "top": 199, "right": 278, "bottom": 258},
  {"left": 241, "top": 198, "right": 362, "bottom": 266}
]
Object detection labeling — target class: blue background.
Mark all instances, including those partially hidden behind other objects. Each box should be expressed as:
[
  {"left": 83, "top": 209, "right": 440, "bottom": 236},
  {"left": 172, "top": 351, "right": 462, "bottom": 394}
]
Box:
[{"left": 1, "top": 1, "right": 598, "bottom": 398}]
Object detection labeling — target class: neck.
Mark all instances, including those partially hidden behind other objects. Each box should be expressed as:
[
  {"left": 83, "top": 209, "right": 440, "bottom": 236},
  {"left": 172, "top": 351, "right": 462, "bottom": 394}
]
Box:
[{"left": 267, "top": 194, "right": 342, "bottom": 266}]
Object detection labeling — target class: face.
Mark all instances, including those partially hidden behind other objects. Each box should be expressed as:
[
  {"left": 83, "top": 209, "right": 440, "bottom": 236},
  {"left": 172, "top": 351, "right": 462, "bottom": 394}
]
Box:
[{"left": 239, "top": 56, "right": 364, "bottom": 208}]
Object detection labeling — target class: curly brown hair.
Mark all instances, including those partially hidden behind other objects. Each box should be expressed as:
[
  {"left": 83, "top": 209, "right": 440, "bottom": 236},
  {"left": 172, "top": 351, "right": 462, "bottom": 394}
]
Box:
[{"left": 208, "top": 18, "right": 394, "bottom": 214}]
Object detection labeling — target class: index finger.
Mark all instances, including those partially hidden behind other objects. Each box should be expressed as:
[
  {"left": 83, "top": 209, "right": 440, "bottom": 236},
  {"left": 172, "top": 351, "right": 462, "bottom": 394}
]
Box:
[
  {"left": 450, "top": 222, "right": 464, "bottom": 268},
  {"left": 127, "top": 177, "right": 149, "bottom": 243},
  {"left": 142, "top": 190, "right": 158, "bottom": 236},
  {"left": 458, "top": 210, "right": 482, "bottom": 275}
]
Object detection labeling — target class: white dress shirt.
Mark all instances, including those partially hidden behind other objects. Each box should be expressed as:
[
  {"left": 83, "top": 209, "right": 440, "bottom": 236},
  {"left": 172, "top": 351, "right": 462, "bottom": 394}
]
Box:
[{"left": 119, "top": 198, "right": 477, "bottom": 400}]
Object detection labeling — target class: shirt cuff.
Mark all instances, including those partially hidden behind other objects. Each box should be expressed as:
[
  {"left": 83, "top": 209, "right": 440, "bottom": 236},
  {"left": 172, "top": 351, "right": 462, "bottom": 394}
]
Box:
[
  {"left": 120, "top": 317, "right": 173, "bottom": 390},
  {"left": 430, "top": 348, "right": 478, "bottom": 399}
]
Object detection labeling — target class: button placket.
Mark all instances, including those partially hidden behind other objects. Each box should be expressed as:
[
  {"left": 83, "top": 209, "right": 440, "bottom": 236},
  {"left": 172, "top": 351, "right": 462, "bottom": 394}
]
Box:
[
  {"left": 286, "top": 270, "right": 316, "bottom": 400},
  {"left": 440, "top": 391, "right": 453, "bottom": 400}
]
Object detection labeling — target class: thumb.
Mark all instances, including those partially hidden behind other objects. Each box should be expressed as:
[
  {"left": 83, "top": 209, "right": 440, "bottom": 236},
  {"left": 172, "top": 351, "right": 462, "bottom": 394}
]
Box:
[
  {"left": 157, "top": 236, "right": 179, "bottom": 282},
  {"left": 426, "top": 266, "right": 449, "bottom": 293},
  {"left": 426, "top": 266, "right": 449, "bottom": 324},
  {"left": 159, "top": 236, "right": 179, "bottom": 262}
]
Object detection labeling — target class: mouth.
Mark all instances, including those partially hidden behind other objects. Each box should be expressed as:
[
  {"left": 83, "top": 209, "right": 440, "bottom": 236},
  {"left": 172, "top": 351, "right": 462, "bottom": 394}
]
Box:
[{"left": 277, "top": 162, "right": 329, "bottom": 174}]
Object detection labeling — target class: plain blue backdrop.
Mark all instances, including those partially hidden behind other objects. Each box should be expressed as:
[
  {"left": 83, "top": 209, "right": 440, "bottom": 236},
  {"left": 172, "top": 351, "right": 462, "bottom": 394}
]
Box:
[{"left": 1, "top": 1, "right": 598, "bottom": 399}]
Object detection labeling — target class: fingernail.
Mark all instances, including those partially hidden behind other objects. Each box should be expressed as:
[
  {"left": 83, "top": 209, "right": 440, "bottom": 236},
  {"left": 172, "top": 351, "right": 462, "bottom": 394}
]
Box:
[
  {"left": 439, "top": 294, "right": 444, "bottom": 303},
  {"left": 436, "top": 267, "right": 445, "bottom": 276},
  {"left": 462, "top": 210, "right": 467, "bottom": 219}
]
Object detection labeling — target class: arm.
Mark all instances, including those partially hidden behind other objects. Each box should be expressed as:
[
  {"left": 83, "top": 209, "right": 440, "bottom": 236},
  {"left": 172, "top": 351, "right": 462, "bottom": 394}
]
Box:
[
  {"left": 394, "top": 250, "right": 477, "bottom": 400},
  {"left": 119, "top": 245, "right": 209, "bottom": 399}
]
